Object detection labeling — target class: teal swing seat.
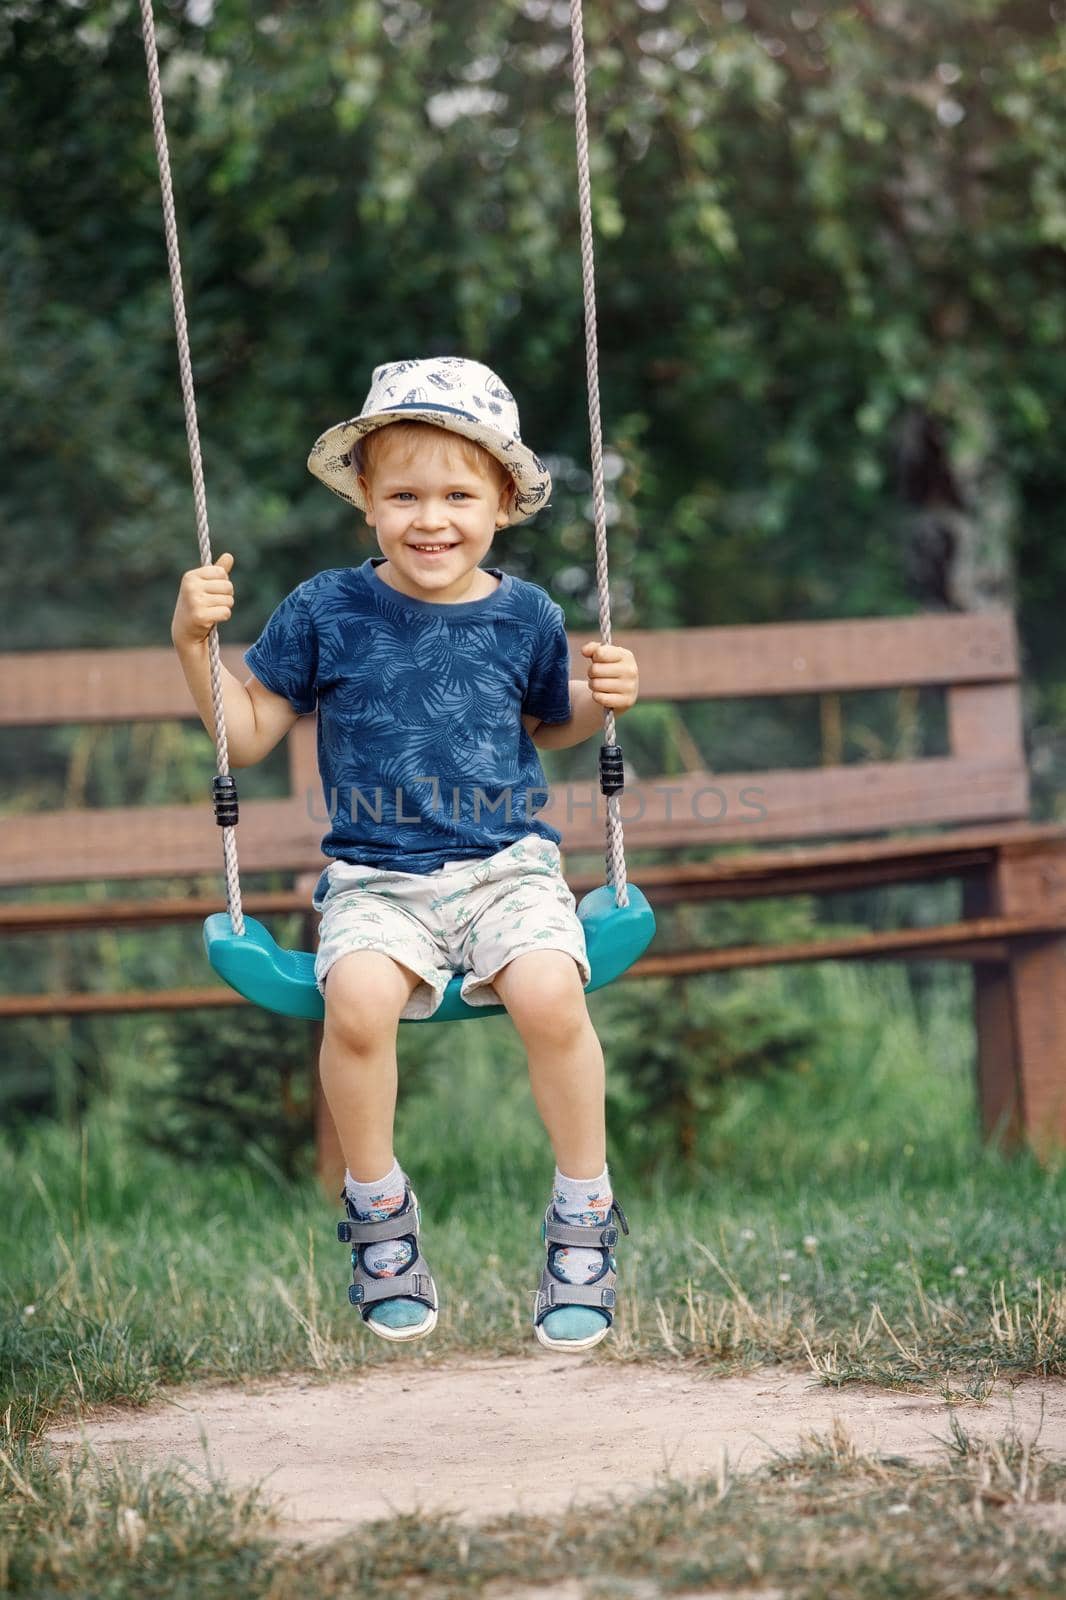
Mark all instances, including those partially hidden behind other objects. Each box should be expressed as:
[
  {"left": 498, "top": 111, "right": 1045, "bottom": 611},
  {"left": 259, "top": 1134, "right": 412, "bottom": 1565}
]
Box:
[{"left": 204, "top": 881, "right": 655, "bottom": 1023}]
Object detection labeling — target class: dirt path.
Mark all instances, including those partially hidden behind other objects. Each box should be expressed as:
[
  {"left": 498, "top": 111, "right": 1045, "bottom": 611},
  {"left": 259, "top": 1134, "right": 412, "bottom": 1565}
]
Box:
[{"left": 45, "top": 1358, "right": 1066, "bottom": 1545}]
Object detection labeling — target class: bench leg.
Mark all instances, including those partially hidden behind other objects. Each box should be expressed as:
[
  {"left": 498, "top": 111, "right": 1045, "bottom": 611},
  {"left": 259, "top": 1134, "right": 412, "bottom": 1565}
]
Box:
[
  {"left": 968, "top": 846, "right": 1066, "bottom": 1155},
  {"left": 1007, "top": 936, "right": 1066, "bottom": 1154},
  {"left": 968, "top": 954, "right": 1024, "bottom": 1147}
]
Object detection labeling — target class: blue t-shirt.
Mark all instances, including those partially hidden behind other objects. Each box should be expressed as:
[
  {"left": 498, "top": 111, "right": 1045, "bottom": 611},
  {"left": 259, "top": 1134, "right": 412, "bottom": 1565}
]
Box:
[{"left": 244, "top": 557, "right": 572, "bottom": 874}]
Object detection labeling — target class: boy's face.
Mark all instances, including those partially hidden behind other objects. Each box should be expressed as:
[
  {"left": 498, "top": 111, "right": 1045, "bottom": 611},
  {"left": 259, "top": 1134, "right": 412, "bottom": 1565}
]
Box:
[{"left": 358, "top": 430, "right": 513, "bottom": 605}]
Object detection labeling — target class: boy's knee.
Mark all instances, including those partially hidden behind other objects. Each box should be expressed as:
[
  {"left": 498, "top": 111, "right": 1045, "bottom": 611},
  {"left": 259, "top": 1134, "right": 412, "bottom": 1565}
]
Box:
[
  {"left": 323, "top": 950, "right": 421, "bottom": 1041},
  {"left": 496, "top": 950, "right": 587, "bottom": 1029}
]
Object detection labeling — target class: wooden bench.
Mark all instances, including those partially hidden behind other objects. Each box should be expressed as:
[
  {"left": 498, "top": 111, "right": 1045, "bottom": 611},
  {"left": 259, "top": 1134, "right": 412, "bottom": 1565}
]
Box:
[{"left": 2, "top": 610, "right": 1064, "bottom": 1157}]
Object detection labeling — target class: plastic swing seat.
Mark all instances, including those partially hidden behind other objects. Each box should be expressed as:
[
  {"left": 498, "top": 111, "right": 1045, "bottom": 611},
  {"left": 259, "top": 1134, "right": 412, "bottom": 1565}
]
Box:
[{"left": 203, "top": 881, "right": 655, "bottom": 1022}]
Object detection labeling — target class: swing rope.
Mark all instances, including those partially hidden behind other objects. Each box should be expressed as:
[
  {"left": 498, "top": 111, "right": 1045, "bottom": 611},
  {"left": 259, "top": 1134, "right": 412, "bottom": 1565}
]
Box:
[
  {"left": 139, "top": 0, "right": 627, "bottom": 922},
  {"left": 567, "top": 0, "right": 629, "bottom": 909},
  {"left": 139, "top": 0, "right": 244, "bottom": 936}
]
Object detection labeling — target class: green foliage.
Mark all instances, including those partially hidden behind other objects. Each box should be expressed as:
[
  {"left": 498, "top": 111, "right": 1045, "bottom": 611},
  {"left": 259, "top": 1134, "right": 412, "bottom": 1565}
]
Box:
[
  {"left": 597, "top": 899, "right": 823, "bottom": 1172},
  {"left": 125, "top": 1008, "right": 314, "bottom": 1180},
  {"left": 3, "top": 1, "right": 1065, "bottom": 683}
]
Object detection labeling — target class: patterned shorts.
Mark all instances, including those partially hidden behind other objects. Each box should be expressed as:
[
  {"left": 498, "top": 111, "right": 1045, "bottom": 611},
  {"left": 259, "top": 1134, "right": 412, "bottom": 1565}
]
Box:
[{"left": 312, "top": 834, "right": 591, "bottom": 1021}]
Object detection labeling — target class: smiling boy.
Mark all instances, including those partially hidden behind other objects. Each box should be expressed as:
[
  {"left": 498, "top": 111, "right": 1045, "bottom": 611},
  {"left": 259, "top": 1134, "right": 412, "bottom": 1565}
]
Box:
[{"left": 172, "top": 357, "right": 638, "bottom": 1352}]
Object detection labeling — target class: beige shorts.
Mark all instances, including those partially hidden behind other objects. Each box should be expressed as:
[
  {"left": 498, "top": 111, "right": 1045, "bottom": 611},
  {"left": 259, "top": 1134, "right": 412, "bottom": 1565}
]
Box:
[{"left": 312, "top": 834, "right": 591, "bottom": 1021}]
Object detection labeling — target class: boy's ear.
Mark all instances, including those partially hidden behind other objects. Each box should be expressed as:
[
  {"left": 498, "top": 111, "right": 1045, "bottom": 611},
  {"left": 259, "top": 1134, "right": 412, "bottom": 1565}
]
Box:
[
  {"left": 358, "top": 474, "right": 376, "bottom": 526},
  {"left": 494, "top": 477, "right": 516, "bottom": 527}
]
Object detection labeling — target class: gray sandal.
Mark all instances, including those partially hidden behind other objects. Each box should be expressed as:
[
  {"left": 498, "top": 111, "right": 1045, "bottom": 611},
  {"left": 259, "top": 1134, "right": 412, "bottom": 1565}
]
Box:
[
  {"left": 532, "top": 1198, "right": 630, "bottom": 1351},
  {"left": 336, "top": 1184, "right": 439, "bottom": 1343}
]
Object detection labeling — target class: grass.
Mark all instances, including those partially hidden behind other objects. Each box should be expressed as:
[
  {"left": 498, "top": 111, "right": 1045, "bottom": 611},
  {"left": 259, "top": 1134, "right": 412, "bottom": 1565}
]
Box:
[
  {"left": 2, "top": 959, "right": 1066, "bottom": 1593},
  {"left": 3, "top": 1123, "right": 1063, "bottom": 1440}
]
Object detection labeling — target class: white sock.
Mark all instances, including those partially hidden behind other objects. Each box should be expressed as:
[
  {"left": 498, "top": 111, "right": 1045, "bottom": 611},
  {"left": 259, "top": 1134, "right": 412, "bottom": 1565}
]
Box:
[
  {"left": 550, "top": 1164, "right": 613, "bottom": 1286},
  {"left": 343, "top": 1159, "right": 414, "bottom": 1277}
]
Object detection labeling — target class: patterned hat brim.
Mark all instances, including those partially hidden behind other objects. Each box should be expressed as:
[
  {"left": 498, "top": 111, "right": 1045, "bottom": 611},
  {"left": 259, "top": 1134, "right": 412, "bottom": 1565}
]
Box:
[{"left": 307, "top": 402, "right": 552, "bottom": 526}]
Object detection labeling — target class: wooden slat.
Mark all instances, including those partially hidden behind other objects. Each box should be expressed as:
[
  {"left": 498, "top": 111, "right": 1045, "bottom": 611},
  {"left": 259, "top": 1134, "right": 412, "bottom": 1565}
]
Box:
[
  {"left": 0, "top": 611, "right": 1019, "bottom": 727},
  {"left": 0, "top": 758, "right": 1032, "bottom": 888},
  {"left": 0, "top": 797, "right": 322, "bottom": 885},
  {"left": 948, "top": 682, "right": 1026, "bottom": 766},
  {"left": 10, "top": 824, "right": 1063, "bottom": 930},
  {"left": 628, "top": 912, "right": 1066, "bottom": 976},
  {"left": 0, "top": 987, "right": 247, "bottom": 1018},
  {"left": 5, "top": 909, "right": 1061, "bottom": 1017},
  {"left": 0, "top": 892, "right": 311, "bottom": 934},
  {"left": 571, "top": 610, "right": 1019, "bottom": 698},
  {"left": 0, "top": 647, "right": 253, "bottom": 725},
  {"left": 551, "top": 757, "right": 1029, "bottom": 852}
]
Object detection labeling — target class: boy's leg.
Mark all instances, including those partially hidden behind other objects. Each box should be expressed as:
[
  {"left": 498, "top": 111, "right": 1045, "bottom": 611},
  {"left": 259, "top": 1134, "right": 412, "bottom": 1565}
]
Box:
[
  {"left": 492, "top": 950, "right": 618, "bottom": 1347},
  {"left": 491, "top": 949, "right": 606, "bottom": 1177},
  {"left": 319, "top": 948, "right": 421, "bottom": 1179},
  {"left": 320, "top": 949, "right": 438, "bottom": 1338}
]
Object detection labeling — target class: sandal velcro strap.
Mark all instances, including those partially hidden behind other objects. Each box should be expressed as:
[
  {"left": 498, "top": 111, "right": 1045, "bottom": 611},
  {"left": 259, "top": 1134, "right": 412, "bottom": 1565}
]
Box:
[
  {"left": 351, "top": 1269, "right": 435, "bottom": 1308},
  {"left": 337, "top": 1208, "right": 418, "bottom": 1246},
  {"left": 544, "top": 1216, "right": 618, "bottom": 1249},
  {"left": 534, "top": 1279, "right": 617, "bottom": 1318}
]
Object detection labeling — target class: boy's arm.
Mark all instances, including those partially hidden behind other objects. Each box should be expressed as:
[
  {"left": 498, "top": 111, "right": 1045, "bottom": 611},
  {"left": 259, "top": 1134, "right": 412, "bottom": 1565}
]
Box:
[
  {"left": 172, "top": 552, "right": 300, "bottom": 767},
  {"left": 528, "top": 681, "right": 607, "bottom": 751},
  {"left": 531, "top": 643, "right": 639, "bottom": 752},
  {"left": 174, "top": 643, "right": 300, "bottom": 767}
]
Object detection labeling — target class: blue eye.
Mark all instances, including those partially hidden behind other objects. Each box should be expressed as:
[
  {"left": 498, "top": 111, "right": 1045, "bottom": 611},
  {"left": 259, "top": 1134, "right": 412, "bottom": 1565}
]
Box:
[{"left": 390, "top": 491, "right": 471, "bottom": 501}]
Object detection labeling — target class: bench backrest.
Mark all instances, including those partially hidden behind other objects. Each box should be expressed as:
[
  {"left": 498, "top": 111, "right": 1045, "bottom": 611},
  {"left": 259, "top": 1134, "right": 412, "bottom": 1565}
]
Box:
[{"left": 0, "top": 611, "right": 1027, "bottom": 888}]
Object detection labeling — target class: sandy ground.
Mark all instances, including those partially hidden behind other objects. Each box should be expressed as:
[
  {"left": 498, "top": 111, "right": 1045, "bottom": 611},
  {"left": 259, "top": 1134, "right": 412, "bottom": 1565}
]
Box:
[{"left": 45, "top": 1358, "right": 1066, "bottom": 1546}]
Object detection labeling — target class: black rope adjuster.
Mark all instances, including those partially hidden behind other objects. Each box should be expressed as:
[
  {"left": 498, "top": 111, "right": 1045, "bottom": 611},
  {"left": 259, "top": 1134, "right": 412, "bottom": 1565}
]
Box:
[
  {"left": 212, "top": 773, "right": 239, "bottom": 827},
  {"left": 598, "top": 743, "right": 624, "bottom": 798}
]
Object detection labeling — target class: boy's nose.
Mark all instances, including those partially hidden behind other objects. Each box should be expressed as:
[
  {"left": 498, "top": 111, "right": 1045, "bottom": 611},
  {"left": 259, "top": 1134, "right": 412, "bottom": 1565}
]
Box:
[{"left": 413, "top": 505, "right": 450, "bottom": 530}]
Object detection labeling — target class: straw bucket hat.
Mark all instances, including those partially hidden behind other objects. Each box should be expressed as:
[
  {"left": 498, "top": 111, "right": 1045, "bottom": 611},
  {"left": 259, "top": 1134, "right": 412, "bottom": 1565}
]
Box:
[{"left": 307, "top": 357, "right": 552, "bottom": 526}]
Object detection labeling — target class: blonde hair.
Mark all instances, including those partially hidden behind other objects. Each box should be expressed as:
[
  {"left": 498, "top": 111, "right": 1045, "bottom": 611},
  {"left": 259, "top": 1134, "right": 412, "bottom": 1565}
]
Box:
[{"left": 354, "top": 421, "right": 512, "bottom": 495}]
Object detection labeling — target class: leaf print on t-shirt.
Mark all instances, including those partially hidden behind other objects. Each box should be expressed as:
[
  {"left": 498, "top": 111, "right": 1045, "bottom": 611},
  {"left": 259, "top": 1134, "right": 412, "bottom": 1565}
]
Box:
[{"left": 245, "top": 561, "right": 571, "bottom": 871}]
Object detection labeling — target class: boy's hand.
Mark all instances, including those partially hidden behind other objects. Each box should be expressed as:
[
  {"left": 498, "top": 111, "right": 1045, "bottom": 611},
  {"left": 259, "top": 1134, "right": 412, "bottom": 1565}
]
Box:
[
  {"left": 580, "top": 640, "right": 639, "bottom": 713},
  {"left": 172, "top": 552, "right": 235, "bottom": 649}
]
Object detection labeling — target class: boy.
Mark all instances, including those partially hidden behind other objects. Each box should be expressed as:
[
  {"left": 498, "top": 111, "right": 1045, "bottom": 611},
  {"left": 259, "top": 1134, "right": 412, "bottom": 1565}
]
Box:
[{"left": 172, "top": 357, "right": 639, "bottom": 1352}]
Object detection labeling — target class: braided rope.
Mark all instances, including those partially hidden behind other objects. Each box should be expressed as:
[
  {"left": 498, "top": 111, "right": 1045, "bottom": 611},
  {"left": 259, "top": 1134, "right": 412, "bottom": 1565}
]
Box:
[
  {"left": 568, "top": 0, "right": 629, "bottom": 908},
  {"left": 139, "top": 0, "right": 244, "bottom": 936}
]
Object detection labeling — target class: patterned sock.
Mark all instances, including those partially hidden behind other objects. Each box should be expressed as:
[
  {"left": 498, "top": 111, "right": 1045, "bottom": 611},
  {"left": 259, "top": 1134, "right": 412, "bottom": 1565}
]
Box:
[
  {"left": 549, "top": 1164, "right": 613, "bottom": 1287},
  {"left": 344, "top": 1159, "right": 414, "bottom": 1277}
]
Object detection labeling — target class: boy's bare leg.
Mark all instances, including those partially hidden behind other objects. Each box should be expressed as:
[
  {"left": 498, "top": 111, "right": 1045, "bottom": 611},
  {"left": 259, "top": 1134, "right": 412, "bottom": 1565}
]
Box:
[
  {"left": 491, "top": 949, "right": 606, "bottom": 1176},
  {"left": 493, "top": 948, "right": 615, "bottom": 1344},
  {"left": 320, "top": 949, "right": 437, "bottom": 1338},
  {"left": 319, "top": 950, "right": 422, "bottom": 1180}
]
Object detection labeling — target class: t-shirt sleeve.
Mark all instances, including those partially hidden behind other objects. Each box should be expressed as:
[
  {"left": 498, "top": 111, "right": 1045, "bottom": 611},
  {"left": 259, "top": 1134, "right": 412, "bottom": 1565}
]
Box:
[
  {"left": 522, "top": 601, "right": 572, "bottom": 724},
  {"left": 243, "top": 586, "right": 318, "bottom": 715}
]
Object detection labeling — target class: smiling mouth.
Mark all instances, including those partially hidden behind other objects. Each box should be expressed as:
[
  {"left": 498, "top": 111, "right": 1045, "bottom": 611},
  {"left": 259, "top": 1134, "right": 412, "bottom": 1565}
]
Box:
[{"left": 409, "top": 542, "right": 456, "bottom": 553}]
